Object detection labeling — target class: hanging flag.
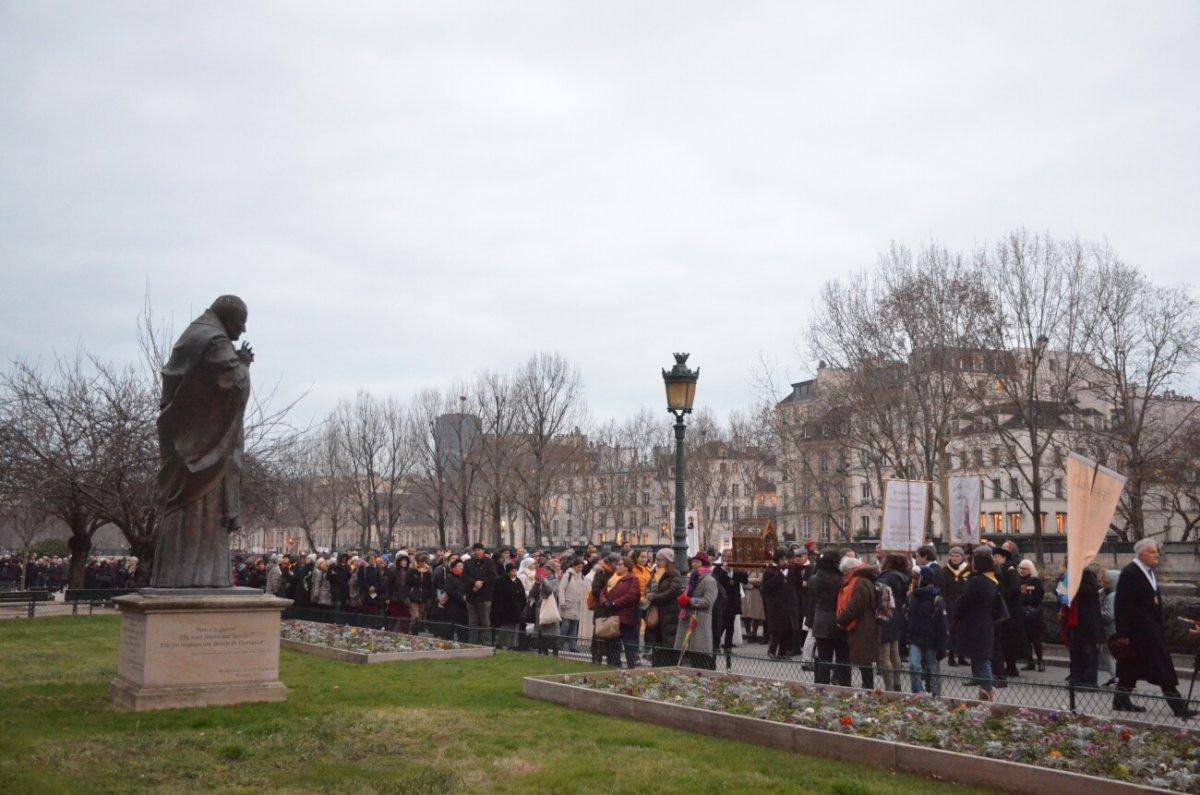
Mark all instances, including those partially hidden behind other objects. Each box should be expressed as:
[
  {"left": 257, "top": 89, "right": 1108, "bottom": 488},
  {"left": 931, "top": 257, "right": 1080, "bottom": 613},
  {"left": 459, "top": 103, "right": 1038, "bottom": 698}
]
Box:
[
  {"left": 947, "top": 476, "right": 982, "bottom": 545},
  {"left": 1066, "top": 452, "right": 1126, "bottom": 603}
]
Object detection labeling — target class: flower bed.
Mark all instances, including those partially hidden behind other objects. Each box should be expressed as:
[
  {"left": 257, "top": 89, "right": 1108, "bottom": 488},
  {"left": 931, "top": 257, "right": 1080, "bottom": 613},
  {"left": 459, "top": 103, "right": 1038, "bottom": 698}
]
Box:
[
  {"left": 280, "top": 620, "right": 493, "bottom": 664},
  {"left": 525, "top": 668, "right": 1200, "bottom": 794}
]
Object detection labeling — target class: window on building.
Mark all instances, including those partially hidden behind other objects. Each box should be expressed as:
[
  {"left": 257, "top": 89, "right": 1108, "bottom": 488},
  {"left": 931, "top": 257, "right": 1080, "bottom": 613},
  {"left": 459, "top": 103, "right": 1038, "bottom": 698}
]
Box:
[
  {"left": 745, "top": 482, "right": 753, "bottom": 496},
  {"left": 641, "top": 511, "right": 649, "bottom": 526},
  {"left": 990, "top": 447, "right": 1001, "bottom": 466},
  {"left": 974, "top": 448, "right": 984, "bottom": 468},
  {"left": 732, "top": 507, "right": 740, "bottom": 520},
  {"left": 731, "top": 484, "right": 739, "bottom": 498},
  {"left": 1008, "top": 513, "right": 1021, "bottom": 533},
  {"left": 1055, "top": 512, "right": 1067, "bottom": 534},
  {"left": 991, "top": 512, "right": 1003, "bottom": 532},
  {"left": 803, "top": 516, "right": 812, "bottom": 535},
  {"left": 553, "top": 519, "right": 559, "bottom": 535},
  {"left": 991, "top": 478, "right": 1002, "bottom": 499},
  {"left": 567, "top": 498, "right": 573, "bottom": 515},
  {"left": 704, "top": 506, "right": 712, "bottom": 520},
  {"left": 861, "top": 482, "right": 871, "bottom": 500},
  {"left": 643, "top": 491, "right": 650, "bottom": 506},
  {"left": 1055, "top": 479, "right": 1064, "bottom": 499},
  {"left": 567, "top": 519, "right": 572, "bottom": 535},
  {"left": 720, "top": 506, "right": 729, "bottom": 521},
  {"left": 1009, "top": 477, "right": 1020, "bottom": 498},
  {"left": 1038, "top": 512, "right": 1047, "bottom": 533},
  {"left": 758, "top": 494, "right": 766, "bottom": 505},
  {"left": 860, "top": 516, "right": 870, "bottom": 533},
  {"left": 599, "top": 511, "right": 607, "bottom": 526},
  {"left": 979, "top": 513, "right": 987, "bottom": 532},
  {"left": 820, "top": 454, "right": 829, "bottom": 472},
  {"left": 600, "top": 493, "right": 608, "bottom": 506}
]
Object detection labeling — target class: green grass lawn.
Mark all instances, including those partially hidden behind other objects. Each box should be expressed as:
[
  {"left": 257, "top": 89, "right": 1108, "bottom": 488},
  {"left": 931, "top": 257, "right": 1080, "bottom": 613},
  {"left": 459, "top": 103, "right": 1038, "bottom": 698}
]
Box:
[{"left": 0, "top": 617, "right": 989, "bottom": 794}]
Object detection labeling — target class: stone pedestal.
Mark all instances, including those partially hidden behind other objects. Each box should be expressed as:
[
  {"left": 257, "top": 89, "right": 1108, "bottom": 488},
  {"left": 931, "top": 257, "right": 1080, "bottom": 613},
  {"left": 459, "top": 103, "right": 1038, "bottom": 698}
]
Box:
[{"left": 109, "top": 590, "right": 291, "bottom": 711}]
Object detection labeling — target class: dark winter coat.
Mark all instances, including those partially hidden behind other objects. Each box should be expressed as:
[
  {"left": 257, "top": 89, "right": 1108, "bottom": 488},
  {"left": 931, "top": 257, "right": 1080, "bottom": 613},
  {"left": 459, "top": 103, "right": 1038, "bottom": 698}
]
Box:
[
  {"left": 602, "top": 573, "right": 641, "bottom": 628},
  {"left": 645, "top": 566, "right": 684, "bottom": 647},
  {"left": 906, "top": 584, "right": 948, "bottom": 651},
  {"left": 808, "top": 568, "right": 844, "bottom": 639},
  {"left": 761, "top": 565, "right": 796, "bottom": 633},
  {"left": 876, "top": 568, "right": 910, "bottom": 644},
  {"left": 836, "top": 567, "right": 880, "bottom": 666},
  {"left": 1019, "top": 574, "right": 1046, "bottom": 637},
  {"left": 953, "top": 573, "right": 998, "bottom": 663},
  {"left": 442, "top": 571, "right": 469, "bottom": 625},
  {"left": 1069, "top": 568, "right": 1104, "bottom": 644},
  {"left": 491, "top": 574, "right": 526, "bottom": 625},
  {"left": 1114, "top": 561, "right": 1177, "bottom": 688},
  {"left": 461, "top": 556, "right": 498, "bottom": 602},
  {"left": 997, "top": 563, "right": 1028, "bottom": 653}
]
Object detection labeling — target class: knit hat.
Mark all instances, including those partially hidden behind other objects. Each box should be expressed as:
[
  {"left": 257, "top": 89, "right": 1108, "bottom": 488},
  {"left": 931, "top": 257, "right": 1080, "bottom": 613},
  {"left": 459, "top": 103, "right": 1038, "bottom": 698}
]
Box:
[
  {"left": 948, "top": 546, "right": 964, "bottom": 557},
  {"left": 690, "top": 551, "right": 712, "bottom": 567},
  {"left": 656, "top": 548, "right": 675, "bottom": 563},
  {"left": 805, "top": 540, "right": 818, "bottom": 551}
]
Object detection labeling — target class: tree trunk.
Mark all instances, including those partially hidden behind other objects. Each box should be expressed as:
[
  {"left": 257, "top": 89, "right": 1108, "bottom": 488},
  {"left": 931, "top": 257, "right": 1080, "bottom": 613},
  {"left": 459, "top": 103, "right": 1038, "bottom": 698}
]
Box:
[{"left": 66, "top": 524, "right": 92, "bottom": 590}]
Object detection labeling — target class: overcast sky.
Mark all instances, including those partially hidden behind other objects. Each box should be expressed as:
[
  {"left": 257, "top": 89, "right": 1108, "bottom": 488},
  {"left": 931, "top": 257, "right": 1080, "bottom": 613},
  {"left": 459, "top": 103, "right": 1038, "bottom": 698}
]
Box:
[{"left": 2, "top": 2, "right": 1197, "bottom": 429}]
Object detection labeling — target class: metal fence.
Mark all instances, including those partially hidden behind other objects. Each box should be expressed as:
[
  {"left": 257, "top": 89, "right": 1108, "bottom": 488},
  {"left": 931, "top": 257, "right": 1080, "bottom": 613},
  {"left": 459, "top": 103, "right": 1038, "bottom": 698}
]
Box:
[{"left": 280, "top": 605, "right": 1199, "bottom": 726}]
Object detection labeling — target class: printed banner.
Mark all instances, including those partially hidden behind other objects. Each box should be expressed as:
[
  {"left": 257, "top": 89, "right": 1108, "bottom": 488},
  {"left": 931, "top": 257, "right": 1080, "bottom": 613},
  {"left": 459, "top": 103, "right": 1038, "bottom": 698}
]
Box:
[
  {"left": 947, "top": 476, "right": 982, "bottom": 545},
  {"left": 1066, "top": 452, "right": 1126, "bottom": 603},
  {"left": 881, "top": 479, "right": 930, "bottom": 553}
]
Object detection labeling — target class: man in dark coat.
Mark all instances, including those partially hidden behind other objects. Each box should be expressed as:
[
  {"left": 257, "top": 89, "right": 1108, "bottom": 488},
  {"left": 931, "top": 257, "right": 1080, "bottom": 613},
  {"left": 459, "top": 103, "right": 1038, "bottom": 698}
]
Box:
[
  {"left": 991, "top": 546, "right": 1027, "bottom": 684},
  {"left": 1065, "top": 567, "right": 1104, "bottom": 685},
  {"left": 1113, "top": 539, "right": 1194, "bottom": 717},
  {"left": 461, "top": 543, "right": 498, "bottom": 645}
]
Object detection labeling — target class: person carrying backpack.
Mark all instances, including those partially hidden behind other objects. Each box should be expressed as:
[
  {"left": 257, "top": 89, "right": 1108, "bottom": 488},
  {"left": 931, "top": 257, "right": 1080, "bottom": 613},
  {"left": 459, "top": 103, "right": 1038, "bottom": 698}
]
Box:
[{"left": 835, "top": 557, "right": 879, "bottom": 690}]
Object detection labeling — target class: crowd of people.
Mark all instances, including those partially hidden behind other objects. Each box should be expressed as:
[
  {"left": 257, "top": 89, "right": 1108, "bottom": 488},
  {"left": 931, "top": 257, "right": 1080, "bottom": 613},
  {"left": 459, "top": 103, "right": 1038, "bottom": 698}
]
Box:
[
  {"left": 0, "top": 555, "right": 139, "bottom": 591},
  {"left": 6, "top": 535, "right": 1190, "bottom": 715}
]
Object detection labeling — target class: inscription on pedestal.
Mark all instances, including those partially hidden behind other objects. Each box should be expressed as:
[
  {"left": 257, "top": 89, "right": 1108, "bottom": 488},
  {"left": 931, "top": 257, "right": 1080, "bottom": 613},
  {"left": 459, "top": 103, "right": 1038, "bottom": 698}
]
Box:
[{"left": 111, "top": 593, "right": 290, "bottom": 711}]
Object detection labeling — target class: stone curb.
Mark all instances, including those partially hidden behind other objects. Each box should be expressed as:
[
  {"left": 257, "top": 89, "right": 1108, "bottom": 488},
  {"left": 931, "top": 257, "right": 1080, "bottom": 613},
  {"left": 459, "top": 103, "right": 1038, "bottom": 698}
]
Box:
[
  {"left": 281, "top": 637, "right": 494, "bottom": 664},
  {"left": 523, "top": 667, "right": 1176, "bottom": 795}
]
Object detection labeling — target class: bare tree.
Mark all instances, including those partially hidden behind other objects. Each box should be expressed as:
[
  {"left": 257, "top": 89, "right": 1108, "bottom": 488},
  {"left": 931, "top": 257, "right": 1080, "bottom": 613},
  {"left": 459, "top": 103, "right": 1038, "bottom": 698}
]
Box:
[
  {"left": 409, "top": 388, "right": 453, "bottom": 549},
  {"left": 1, "top": 355, "right": 119, "bottom": 588},
  {"left": 510, "top": 352, "right": 587, "bottom": 547},
  {"left": 333, "top": 391, "right": 412, "bottom": 551},
  {"left": 1082, "top": 251, "right": 1200, "bottom": 539},
  {"left": 973, "top": 231, "right": 1095, "bottom": 564}
]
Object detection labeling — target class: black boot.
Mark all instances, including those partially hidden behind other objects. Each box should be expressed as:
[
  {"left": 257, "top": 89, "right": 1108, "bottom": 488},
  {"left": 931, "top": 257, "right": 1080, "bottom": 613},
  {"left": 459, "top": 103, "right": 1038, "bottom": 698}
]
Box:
[
  {"left": 1113, "top": 689, "right": 1146, "bottom": 713},
  {"left": 1023, "top": 661, "right": 1036, "bottom": 671},
  {"left": 1037, "top": 661, "right": 1045, "bottom": 672},
  {"left": 946, "top": 654, "right": 959, "bottom": 667},
  {"left": 1167, "top": 691, "right": 1197, "bottom": 719}
]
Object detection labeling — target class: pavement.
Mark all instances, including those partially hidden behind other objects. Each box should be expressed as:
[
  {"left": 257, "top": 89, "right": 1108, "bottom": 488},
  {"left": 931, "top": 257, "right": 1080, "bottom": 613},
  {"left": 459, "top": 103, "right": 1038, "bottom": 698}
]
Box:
[{"left": 718, "top": 637, "right": 1200, "bottom": 726}]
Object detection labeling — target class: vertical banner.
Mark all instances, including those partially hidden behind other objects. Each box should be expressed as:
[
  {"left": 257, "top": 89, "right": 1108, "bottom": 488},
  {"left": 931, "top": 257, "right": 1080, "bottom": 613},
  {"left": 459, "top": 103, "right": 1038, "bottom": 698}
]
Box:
[
  {"left": 881, "top": 479, "right": 931, "bottom": 553},
  {"left": 1066, "top": 452, "right": 1126, "bottom": 603},
  {"left": 947, "top": 476, "right": 982, "bottom": 545},
  {"left": 669, "top": 511, "right": 701, "bottom": 557}
]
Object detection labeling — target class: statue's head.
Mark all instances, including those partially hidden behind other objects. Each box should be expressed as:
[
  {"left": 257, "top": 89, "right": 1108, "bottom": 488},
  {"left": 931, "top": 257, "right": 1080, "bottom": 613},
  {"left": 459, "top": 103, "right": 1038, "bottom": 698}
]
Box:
[{"left": 210, "top": 295, "right": 248, "bottom": 340}]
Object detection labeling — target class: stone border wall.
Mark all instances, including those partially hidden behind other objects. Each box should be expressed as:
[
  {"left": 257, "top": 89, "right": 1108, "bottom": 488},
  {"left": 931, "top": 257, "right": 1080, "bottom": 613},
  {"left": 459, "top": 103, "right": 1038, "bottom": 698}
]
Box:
[
  {"left": 523, "top": 668, "right": 1174, "bottom": 795},
  {"left": 281, "top": 637, "right": 494, "bottom": 664}
]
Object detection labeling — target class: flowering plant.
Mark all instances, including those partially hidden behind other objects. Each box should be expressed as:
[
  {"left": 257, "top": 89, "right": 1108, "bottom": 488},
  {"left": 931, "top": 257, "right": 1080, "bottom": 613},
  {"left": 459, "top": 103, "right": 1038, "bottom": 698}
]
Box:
[
  {"left": 564, "top": 671, "right": 1200, "bottom": 793},
  {"left": 281, "top": 621, "right": 465, "bottom": 654}
]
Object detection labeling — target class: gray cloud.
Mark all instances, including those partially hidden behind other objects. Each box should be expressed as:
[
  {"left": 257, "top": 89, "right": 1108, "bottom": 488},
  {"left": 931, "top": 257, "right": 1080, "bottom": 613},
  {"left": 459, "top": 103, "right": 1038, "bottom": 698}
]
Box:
[{"left": 2, "top": 2, "right": 1197, "bottom": 425}]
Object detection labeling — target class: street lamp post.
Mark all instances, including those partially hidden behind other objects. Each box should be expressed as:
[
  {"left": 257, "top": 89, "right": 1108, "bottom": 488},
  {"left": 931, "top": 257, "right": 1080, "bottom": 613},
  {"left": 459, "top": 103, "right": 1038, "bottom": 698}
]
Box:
[
  {"left": 662, "top": 353, "right": 699, "bottom": 568},
  {"left": 1029, "top": 334, "right": 1050, "bottom": 567}
]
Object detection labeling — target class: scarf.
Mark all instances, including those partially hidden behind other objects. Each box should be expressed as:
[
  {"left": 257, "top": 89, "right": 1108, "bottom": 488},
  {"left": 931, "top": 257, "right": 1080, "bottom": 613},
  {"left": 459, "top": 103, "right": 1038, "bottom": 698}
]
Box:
[
  {"left": 836, "top": 567, "right": 869, "bottom": 633},
  {"left": 679, "top": 566, "right": 712, "bottom": 623}
]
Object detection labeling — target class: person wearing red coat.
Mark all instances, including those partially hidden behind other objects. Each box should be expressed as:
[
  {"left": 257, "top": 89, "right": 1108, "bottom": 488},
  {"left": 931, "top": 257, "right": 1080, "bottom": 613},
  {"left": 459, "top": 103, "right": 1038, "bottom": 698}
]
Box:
[{"left": 600, "top": 557, "right": 641, "bottom": 669}]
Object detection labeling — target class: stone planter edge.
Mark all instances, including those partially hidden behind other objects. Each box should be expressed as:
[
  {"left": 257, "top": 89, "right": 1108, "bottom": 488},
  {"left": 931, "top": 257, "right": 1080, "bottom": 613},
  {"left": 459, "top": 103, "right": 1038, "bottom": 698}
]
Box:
[
  {"left": 281, "top": 637, "right": 493, "bottom": 664},
  {"left": 522, "top": 668, "right": 1173, "bottom": 795}
]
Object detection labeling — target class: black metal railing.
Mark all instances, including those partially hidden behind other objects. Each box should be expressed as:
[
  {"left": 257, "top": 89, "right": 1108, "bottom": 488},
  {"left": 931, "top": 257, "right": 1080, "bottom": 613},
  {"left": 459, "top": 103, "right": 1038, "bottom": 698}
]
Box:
[{"left": 280, "top": 606, "right": 1196, "bottom": 725}]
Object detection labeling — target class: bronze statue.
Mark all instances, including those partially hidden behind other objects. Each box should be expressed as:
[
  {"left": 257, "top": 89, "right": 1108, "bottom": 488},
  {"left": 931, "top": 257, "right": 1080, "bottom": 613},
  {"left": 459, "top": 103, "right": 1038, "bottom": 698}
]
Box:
[{"left": 150, "top": 295, "right": 253, "bottom": 588}]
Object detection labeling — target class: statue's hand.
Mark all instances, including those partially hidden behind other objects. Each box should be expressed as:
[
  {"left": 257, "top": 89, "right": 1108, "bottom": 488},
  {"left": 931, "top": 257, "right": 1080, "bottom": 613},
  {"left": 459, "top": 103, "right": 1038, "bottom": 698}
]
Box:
[{"left": 238, "top": 342, "right": 255, "bottom": 364}]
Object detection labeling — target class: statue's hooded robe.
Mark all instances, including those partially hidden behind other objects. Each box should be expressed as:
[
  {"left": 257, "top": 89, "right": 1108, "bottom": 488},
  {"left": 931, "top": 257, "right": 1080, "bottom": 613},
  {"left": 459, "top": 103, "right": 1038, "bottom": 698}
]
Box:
[{"left": 150, "top": 308, "right": 250, "bottom": 588}]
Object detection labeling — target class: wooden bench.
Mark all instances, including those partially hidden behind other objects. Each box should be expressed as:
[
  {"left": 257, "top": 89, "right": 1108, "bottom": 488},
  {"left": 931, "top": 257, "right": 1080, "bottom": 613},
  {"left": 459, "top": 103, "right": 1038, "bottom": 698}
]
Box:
[
  {"left": 64, "top": 588, "right": 134, "bottom": 615},
  {"left": 0, "top": 589, "right": 54, "bottom": 618}
]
